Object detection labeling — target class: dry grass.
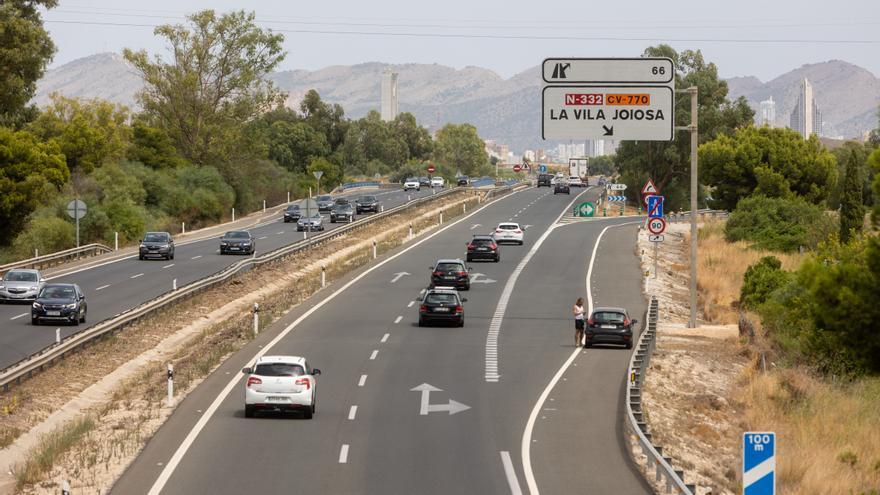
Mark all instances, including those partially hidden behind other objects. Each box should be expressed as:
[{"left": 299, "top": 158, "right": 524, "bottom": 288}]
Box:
[{"left": 12, "top": 415, "right": 96, "bottom": 490}]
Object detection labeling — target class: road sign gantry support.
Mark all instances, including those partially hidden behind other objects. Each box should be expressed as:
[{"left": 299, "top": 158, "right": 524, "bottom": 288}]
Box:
[{"left": 673, "top": 86, "right": 699, "bottom": 329}]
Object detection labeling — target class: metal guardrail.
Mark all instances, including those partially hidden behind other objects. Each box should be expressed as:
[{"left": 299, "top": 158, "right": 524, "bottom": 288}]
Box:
[
  {"left": 0, "top": 244, "right": 113, "bottom": 276},
  {"left": 667, "top": 209, "right": 729, "bottom": 223},
  {"left": 625, "top": 297, "right": 697, "bottom": 495},
  {"left": 0, "top": 184, "right": 521, "bottom": 391}
]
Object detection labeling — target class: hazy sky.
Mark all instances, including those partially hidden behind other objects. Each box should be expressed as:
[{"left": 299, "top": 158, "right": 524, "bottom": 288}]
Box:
[{"left": 44, "top": 0, "right": 880, "bottom": 81}]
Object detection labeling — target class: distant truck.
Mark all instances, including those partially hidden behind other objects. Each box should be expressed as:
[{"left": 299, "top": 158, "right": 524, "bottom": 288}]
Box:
[{"left": 569, "top": 158, "right": 589, "bottom": 184}]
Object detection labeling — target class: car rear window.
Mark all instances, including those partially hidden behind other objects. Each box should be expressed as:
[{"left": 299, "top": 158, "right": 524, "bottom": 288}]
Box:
[
  {"left": 254, "top": 363, "right": 305, "bottom": 377},
  {"left": 498, "top": 224, "right": 518, "bottom": 230},
  {"left": 471, "top": 238, "right": 493, "bottom": 246},
  {"left": 5, "top": 271, "right": 38, "bottom": 282},
  {"left": 592, "top": 312, "right": 625, "bottom": 323},
  {"left": 426, "top": 293, "right": 458, "bottom": 304},
  {"left": 436, "top": 263, "right": 464, "bottom": 272}
]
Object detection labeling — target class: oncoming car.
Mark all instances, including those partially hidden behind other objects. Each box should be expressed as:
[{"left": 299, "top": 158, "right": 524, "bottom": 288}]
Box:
[
  {"left": 354, "top": 195, "right": 379, "bottom": 213},
  {"left": 0, "top": 269, "right": 44, "bottom": 302},
  {"left": 220, "top": 230, "right": 255, "bottom": 255},
  {"left": 403, "top": 178, "right": 420, "bottom": 191},
  {"left": 242, "top": 356, "right": 321, "bottom": 419},
  {"left": 31, "top": 283, "right": 87, "bottom": 326},
  {"left": 139, "top": 232, "right": 175, "bottom": 260},
  {"left": 431, "top": 177, "right": 444, "bottom": 188},
  {"left": 297, "top": 213, "right": 325, "bottom": 231},
  {"left": 283, "top": 204, "right": 302, "bottom": 223},
  {"left": 584, "top": 307, "right": 638, "bottom": 349},
  {"left": 316, "top": 195, "right": 334, "bottom": 212},
  {"left": 330, "top": 203, "right": 355, "bottom": 223},
  {"left": 418, "top": 287, "right": 467, "bottom": 327}
]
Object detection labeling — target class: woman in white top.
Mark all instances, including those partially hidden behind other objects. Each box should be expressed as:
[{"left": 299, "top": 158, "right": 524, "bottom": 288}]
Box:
[{"left": 573, "top": 297, "right": 586, "bottom": 347}]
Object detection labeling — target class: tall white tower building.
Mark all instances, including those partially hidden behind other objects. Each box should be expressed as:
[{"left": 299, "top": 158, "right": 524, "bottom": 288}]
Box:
[
  {"left": 759, "top": 96, "right": 776, "bottom": 127},
  {"left": 380, "top": 69, "right": 399, "bottom": 122},
  {"left": 789, "top": 79, "right": 822, "bottom": 138}
]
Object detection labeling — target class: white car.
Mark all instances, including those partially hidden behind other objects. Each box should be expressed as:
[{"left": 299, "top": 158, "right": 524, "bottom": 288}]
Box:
[
  {"left": 431, "top": 177, "right": 445, "bottom": 188},
  {"left": 494, "top": 222, "right": 525, "bottom": 245},
  {"left": 0, "top": 268, "right": 45, "bottom": 302},
  {"left": 242, "top": 355, "right": 321, "bottom": 419},
  {"left": 568, "top": 176, "right": 583, "bottom": 187},
  {"left": 403, "top": 178, "right": 421, "bottom": 191}
]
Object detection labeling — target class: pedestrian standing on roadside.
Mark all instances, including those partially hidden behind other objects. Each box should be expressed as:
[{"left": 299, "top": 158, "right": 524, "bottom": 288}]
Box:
[{"left": 573, "top": 297, "right": 586, "bottom": 347}]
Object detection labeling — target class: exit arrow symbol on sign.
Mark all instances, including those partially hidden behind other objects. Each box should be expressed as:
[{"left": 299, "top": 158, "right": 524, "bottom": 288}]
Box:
[
  {"left": 410, "top": 383, "right": 471, "bottom": 415},
  {"left": 602, "top": 125, "right": 614, "bottom": 136}
]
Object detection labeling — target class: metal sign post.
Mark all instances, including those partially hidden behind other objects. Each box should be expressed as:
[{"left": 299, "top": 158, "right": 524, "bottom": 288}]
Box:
[{"left": 66, "top": 199, "right": 87, "bottom": 248}]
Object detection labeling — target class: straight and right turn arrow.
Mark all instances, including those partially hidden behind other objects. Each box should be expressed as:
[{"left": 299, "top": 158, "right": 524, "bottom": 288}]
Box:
[{"left": 410, "top": 383, "right": 471, "bottom": 415}]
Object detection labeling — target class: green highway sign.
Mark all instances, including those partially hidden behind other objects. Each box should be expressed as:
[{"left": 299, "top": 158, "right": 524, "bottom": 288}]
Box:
[{"left": 574, "top": 201, "right": 595, "bottom": 217}]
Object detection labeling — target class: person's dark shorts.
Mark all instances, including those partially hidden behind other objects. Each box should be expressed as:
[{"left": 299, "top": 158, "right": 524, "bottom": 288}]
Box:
[{"left": 575, "top": 319, "right": 585, "bottom": 330}]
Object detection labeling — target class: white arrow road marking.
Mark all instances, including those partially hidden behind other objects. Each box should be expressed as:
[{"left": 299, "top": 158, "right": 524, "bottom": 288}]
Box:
[
  {"left": 390, "top": 271, "right": 410, "bottom": 283},
  {"left": 410, "top": 383, "right": 471, "bottom": 416},
  {"left": 469, "top": 273, "right": 497, "bottom": 284},
  {"left": 470, "top": 224, "right": 482, "bottom": 230}
]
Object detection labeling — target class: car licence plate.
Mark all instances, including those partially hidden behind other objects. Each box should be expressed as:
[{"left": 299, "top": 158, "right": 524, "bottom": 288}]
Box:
[
  {"left": 434, "top": 307, "right": 450, "bottom": 312},
  {"left": 478, "top": 247, "right": 487, "bottom": 251},
  {"left": 601, "top": 324, "right": 617, "bottom": 329},
  {"left": 266, "top": 396, "right": 287, "bottom": 402},
  {"left": 47, "top": 311, "right": 60, "bottom": 316},
  {"left": 230, "top": 247, "right": 239, "bottom": 251}
]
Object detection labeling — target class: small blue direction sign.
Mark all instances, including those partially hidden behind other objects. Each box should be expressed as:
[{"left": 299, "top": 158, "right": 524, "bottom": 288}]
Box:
[
  {"left": 647, "top": 195, "right": 664, "bottom": 218},
  {"left": 743, "top": 432, "right": 775, "bottom": 495},
  {"left": 538, "top": 164, "right": 547, "bottom": 173}
]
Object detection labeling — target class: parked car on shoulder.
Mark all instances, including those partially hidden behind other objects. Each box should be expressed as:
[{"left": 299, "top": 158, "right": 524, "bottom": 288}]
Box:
[
  {"left": 330, "top": 203, "right": 355, "bottom": 223},
  {"left": 242, "top": 355, "right": 321, "bottom": 419},
  {"left": 584, "top": 307, "right": 638, "bottom": 349},
  {"left": 466, "top": 235, "right": 500, "bottom": 262},
  {"left": 31, "top": 283, "right": 87, "bottom": 326},
  {"left": 283, "top": 204, "right": 302, "bottom": 223},
  {"left": 297, "top": 213, "right": 325, "bottom": 232},
  {"left": 138, "top": 231, "right": 175, "bottom": 260},
  {"left": 418, "top": 287, "right": 467, "bottom": 327},
  {"left": 403, "top": 178, "right": 421, "bottom": 191},
  {"left": 0, "top": 269, "right": 45, "bottom": 303},
  {"left": 220, "top": 230, "right": 255, "bottom": 255},
  {"left": 429, "top": 259, "right": 471, "bottom": 290},
  {"left": 354, "top": 195, "right": 379, "bottom": 213}
]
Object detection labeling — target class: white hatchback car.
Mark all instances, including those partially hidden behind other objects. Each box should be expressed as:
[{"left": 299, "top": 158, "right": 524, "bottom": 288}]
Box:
[
  {"left": 403, "top": 178, "right": 421, "bottom": 191},
  {"left": 242, "top": 356, "right": 321, "bottom": 419},
  {"left": 494, "top": 222, "right": 525, "bottom": 245}
]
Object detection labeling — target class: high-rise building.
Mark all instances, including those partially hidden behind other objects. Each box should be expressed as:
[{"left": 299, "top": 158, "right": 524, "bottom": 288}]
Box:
[
  {"left": 759, "top": 97, "right": 776, "bottom": 127},
  {"left": 380, "top": 69, "right": 399, "bottom": 122},
  {"left": 789, "top": 79, "right": 822, "bottom": 138}
]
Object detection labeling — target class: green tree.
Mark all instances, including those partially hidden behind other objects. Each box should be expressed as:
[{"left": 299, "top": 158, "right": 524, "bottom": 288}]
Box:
[
  {"left": 308, "top": 157, "right": 342, "bottom": 192},
  {"left": 839, "top": 148, "right": 865, "bottom": 243},
  {"left": 267, "top": 120, "right": 329, "bottom": 173},
  {"left": 0, "top": 127, "right": 68, "bottom": 245},
  {"left": 342, "top": 111, "right": 408, "bottom": 175},
  {"left": 128, "top": 121, "right": 186, "bottom": 169},
  {"left": 299, "top": 90, "right": 348, "bottom": 151},
  {"left": 124, "top": 10, "right": 286, "bottom": 164},
  {"left": 740, "top": 256, "right": 789, "bottom": 309},
  {"left": 870, "top": 148, "right": 880, "bottom": 225},
  {"left": 588, "top": 155, "right": 616, "bottom": 176},
  {"left": 0, "top": 0, "right": 57, "bottom": 127},
  {"left": 725, "top": 195, "right": 835, "bottom": 252},
  {"left": 699, "top": 126, "right": 837, "bottom": 210},
  {"left": 828, "top": 141, "right": 874, "bottom": 210},
  {"left": 28, "top": 94, "right": 131, "bottom": 175},
  {"left": 616, "top": 45, "right": 754, "bottom": 210},
  {"left": 432, "top": 123, "right": 489, "bottom": 177},
  {"left": 392, "top": 113, "right": 433, "bottom": 160}
]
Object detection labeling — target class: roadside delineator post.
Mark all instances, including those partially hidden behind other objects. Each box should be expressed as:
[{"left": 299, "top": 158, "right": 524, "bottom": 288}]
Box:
[
  {"left": 172, "top": 278, "right": 177, "bottom": 291},
  {"left": 439, "top": 212, "right": 443, "bottom": 225},
  {"left": 182, "top": 222, "right": 186, "bottom": 235},
  {"left": 463, "top": 203, "right": 467, "bottom": 214},
  {"left": 55, "top": 328, "right": 61, "bottom": 345},
  {"left": 232, "top": 208, "right": 235, "bottom": 223},
  {"left": 408, "top": 224, "right": 413, "bottom": 240},
  {"left": 167, "top": 363, "right": 174, "bottom": 407},
  {"left": 321, "top": 265, "right": 326, "bottom": 288},
  {"left": 263, "top": 200, "right": 266, "bottom": 213},
  {"left": 253, "top": 303, "right": 260, "bottom": 337},
  {"left": 61, "top": 480, "right": 71, "bottom": 495},
  {"left": 372, "top": 240, "right": 377, "bottom": 259},
  {"left": 114, "top": 231, "right": 118, "bottom": 251}
]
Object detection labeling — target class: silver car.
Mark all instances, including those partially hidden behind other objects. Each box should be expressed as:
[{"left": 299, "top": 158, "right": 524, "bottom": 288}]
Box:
[
  {"left": 0, "top": 269, "right": 45, "bottom": 302},
  {"left": 297, "top": 213, "right": 325, "bottom": 231}
]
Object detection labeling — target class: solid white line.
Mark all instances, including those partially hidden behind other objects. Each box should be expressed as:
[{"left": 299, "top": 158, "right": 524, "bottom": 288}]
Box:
[
  {"left": 339, "top": 444, "right": 349, "bottom": 463},
  {"left": 348, "top": 406, "right": 358, "bottom": 420},
  {"left": 10, "top": 313, "right": 28, "bottom": 320},
  {"left": 95, "top": 284, "right": 110, "bottom": 291},
  {"left": 145, "top": 184, "right": 530, "bottom": 495},
  {"left": 381, "top": 333, "right": 390, "bottom": 343},
  {"left": 358, "top": 375, "right": 367, "bottom": 387},
  {"left": 162, "top": 263, "right": 174, "bottom": 269},
  {"left": 520, "top": 220, "right": 637, "bottom": 495},
  {"left": 130, "top": 273, "right": 144, "bottom": 279},
  {"left": 369, "top": 350, "right": 378, "bottom": 360},
  {"left": 407, "top": 301, "right": 415, "bottom": 308},
  {"left": 394, "top": 316, "right": 402, "bottom": 324},
  {"left": 191, "top": 255, "right": 202, "bottom": 260},
  {"left": 501, "top": 451, "right": 524, "bottom": 495}
]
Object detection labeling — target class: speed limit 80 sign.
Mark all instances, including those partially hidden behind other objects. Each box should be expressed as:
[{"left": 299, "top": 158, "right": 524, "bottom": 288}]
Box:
[{"left": 647, "top": 217, "right": 666, "bottom": 235}]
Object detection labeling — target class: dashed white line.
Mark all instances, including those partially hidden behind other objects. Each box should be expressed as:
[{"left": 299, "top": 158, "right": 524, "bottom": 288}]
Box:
[
  {"left": 95, "top": 284, "right": 110, "bottom": 291},
  {"left": 381, "top": 333, "right": 390, "bottom": 343},
  {"left": 162, "top": 263, "right": 174, "bottom": 269},
  {"left": 258, "top": 236, "right": 267, "bottom": 240},
  {"left": 191, "top": 255, "right": 202, "bottom": 260},
  {"left": 276, "top": 231, "right": 284, "bottom": 235},
  {"left": 393, "top": 316, "right": 402, "bottom": 324},
  {"left": 369, "top": 350, "right": 378, "bottom": 360},
  {"left": 407, "top": 301, "right": 415, "bottom": 308},
  {"left": 348, "top": 406, "right": 358, "bottom": 420},
  {"left": 501, "top": 451, "right": 524, "bottom": 495},
  {"left": 130, "top": 273, "right": 144, "bottom": 279},
  {"left": 358, "top": 375, "right": 367, "bottom": 387},
  {"left": 10, "top": 313, "right": 27, "bottom": 320},
  {"left": 338, "top": 444, "right": 349, "bottom": 463}
]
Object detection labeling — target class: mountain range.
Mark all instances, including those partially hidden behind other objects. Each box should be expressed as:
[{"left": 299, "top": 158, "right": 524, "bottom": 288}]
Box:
[{"left": 34, "top": 53, "right": 880, "bottom": 152}]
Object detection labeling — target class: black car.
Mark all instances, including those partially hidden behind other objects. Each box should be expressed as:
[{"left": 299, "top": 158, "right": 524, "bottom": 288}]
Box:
[
  {"left": 316, "top": 195, "right": 334, "bottom": 212},
  {"left": 584, "top": 307, "right": 638, "bottom": 349},
  {"left": 32, "top": 283, "right": 87, "bottom": 326},
  {"left": 429, "top": 259, "right": 471, "bottom": 291},
  {"left": 283, "top": 204, "right": 301, "bottom": 223},
  {"left": 330, "top": 203, "right": 355, "bottom": 223},
  {"left": 138, "top": 232, "right": 174, "bottom": 260},
  {"left": 418, "top": 176, "right": 431, "bottom": 187},
  {"left": 537, "top": 174, "right": 553, "bottom": 187},
  {"left": 457, "top": 176, "right": 469, "bottom": 186},
  {"left": 220, "top": 230, "right": 255, "bottom": 255},
  {"left": 466, "top": 235, "right": 500, "bottom": 262},
  {"left": 418, "top": 288, "right": 467, "bottom": 327},
  {"left": 354, "top": 195, "right": 379, "bottom": 213},
  {"left": 554, "top": 182, "right": 570, "bottom": 194}
]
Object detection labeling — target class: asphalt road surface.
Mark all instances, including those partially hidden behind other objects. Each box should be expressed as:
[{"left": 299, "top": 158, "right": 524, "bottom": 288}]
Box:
[
  {"left": 113, "top": 183, "right": 652, "bottom": 495},
  {"left": 0, "top": 187, "right": 438, "bottom": 371}
]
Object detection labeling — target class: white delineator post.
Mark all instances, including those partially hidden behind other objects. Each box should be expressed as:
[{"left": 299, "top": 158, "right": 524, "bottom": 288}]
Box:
[
  {"left": 232, "top": 208, "right": 235, "bottom": 222},
  {"left": 372, "top": 240, "right": 377, "bottom": 259},
  {"left": 287, "top": 191, "right": 290, "bottom": 203},
  {"left": 409, "top": 224, "right": 413, "bottom": 240},
  {"left": 439, "top": 212, "right": 443, "bottom": 225},
  {"left": 321, "top": 265, "right": 326, "bottom": 288},
  {"left": 263, "top": 200, "right": 266, "bottom": 213},
  {"left": 253, "top": 302, "right": 260, "bottom": 337},
  {"left": 55, "top": 328, "right": 61, "bottom": 345},
  {"left": 114, "top": 231, "right": 118, "bottom": 251},
  {"left": 172, "top": 278, "right": 177, "bottom": 291},
  {"left": 182, "top": 222, "right": 185, "bottom": 234},
  {"left": 167, "top": 363, "right": 174, "bottom": 407}
]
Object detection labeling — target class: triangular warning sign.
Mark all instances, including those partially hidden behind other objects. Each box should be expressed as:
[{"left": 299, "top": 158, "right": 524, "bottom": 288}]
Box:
[{"left": 641, "top": 179, "right": 658, "bottom": 195}]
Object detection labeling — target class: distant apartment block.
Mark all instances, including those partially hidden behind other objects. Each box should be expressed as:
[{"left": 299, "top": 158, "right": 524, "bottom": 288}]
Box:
[
  {"left": 759, "top": 96, "right": 776, "bottom": 127},
  {"left": 380, "top": 69, "right": 399, "bottom": 122},
  {"left": 789, "top": 79, "right": 822, "bottom": 138}
]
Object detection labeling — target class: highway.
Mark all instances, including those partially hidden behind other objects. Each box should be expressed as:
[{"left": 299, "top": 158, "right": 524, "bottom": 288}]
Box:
[
  {"left": 0, "top": 187, "right": 438, "bottom": 371},
  {"left": 112, "top": 184, "right": 652, "bottom": 495}
]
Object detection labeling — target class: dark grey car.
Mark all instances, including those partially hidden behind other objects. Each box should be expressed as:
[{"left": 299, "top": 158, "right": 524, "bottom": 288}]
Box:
[
  {"left": 220, "top": 230, "right": 255, "bottom": 255},
  {"left": 316, "top": 195, "right": 334, "bottom": 212},
  {"left": 139, "top": 232, "right": 175, "bottom": 260},
  {"left": 330, "top": 203, "right": 355, "bottom": 223},
  {"left": 354, "top": 195, "right": 379, "bottom": 213},
  {"left": 32, "top": 283, "right": 87, "bottom": 325},
  {"left": 584, "top": 307, "right": 638, "bottom": 349}
]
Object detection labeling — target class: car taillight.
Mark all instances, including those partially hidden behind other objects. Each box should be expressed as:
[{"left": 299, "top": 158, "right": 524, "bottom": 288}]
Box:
[
  {"left": 514, "top": 230, "right": 522, "bottom": 234},
  {"left": 246, "top": 376, "right": 262, "bottom": 387},
  {"left": 467, "top": 244, "right": 475, "bottom": 250},
  {"left": 587, "top": 318, "right": 595, "bottom": 327},
  {"left": 624, "top": 318, "right": 631, "bottom": 327},
  {"left": 295, "top": 377, "right": 310, "bottom": 390},
  {"left": 458, "top": 271, "right": 468, "bottom": 276},
  {"left": 455, "top": 305, "right": 463, "bottom": 313},
  {"left": 496, "top": 229, "right": 503, "bottom": 233},
  {"left": 433, "top": 271, "right": 443, "bottom": 276},
  {"left": 489, "top": 243, "right": 497, "bottom": 250},
  {"left": 420, "top": 304, "right": 428, "bottom": 312}
]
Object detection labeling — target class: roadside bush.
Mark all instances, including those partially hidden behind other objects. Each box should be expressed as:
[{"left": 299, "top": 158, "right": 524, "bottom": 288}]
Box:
[
  {"left": 725, "top": 195, "right": 835, "bottom": 252},
  {"left": 11, "top": 216, "right": 76, "bottom": 258},
  {"left": 103, "top": 200, "right": 148, "bottom": 244},
  {"left": 741, "top": 256, "right": 790, "bottom": 309}
]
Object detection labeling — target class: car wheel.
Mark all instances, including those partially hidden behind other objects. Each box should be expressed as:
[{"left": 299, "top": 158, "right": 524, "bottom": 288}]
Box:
[
  {"left": 331, "top": 218, "right": 336, "bottom": 223},
  {"left": 584, "top": 340, "right": 593, "bottom": 348},
  {"left": 139, "top": 254, "right": 144, "bottom": 260},
  {"left": 170, "top": 252, "right": 175, "bottom": 260},
  {"left": 494, "top": 256, "right": 500, "bottom": 263},
  {"left": 466, "top": 256, "right": 472, "bottom": 262},
  {"left": 31, "top": 317, "right": 39, "bottom": 326},
  {"left": 245, "top": 405, "right": 255, "bottom": 418},
  {"left": 72, "top": 315, "right": 80, "bottom": 326},
  {"left": 418, "top": 318, "right": 425, "bottom": 327},
  {"left": 80, "top": 311, "right": 86, "bottom": 324},
  {"left": 459, "top": 319, "right": 465, "bottom": 327},
  {"left": 625, "top": 341, "right": 633, "bottom": 349},
  {"left": 462, "top": 284, "right": 470, "bottom": 291},
  {"left": 302, "top": 406, "right": 313, "bottom": 419}
]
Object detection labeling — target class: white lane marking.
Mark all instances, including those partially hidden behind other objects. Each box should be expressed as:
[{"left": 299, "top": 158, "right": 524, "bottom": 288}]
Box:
[
  {"left": 95, "top": 284, "right": 110, "bottom": 291},
  {"left": 191, "top": 255, "right": 202, "bottom": 260},
  {"left": 348, "top": 406, "right": 358, "bottom": 420},
  {"left": 10, "top": 313, "right": 28, "bottom": 320},
  {"left": 144, "top": 184, "right": 530, "bottom": 495},
  {"left": 407, "top": 301, "right": 415, "bottom": 308},
  {"left": 130, "top": 273, "right": 144, "bottom": 279},
  {"left": 394, "top": 316, "right": 402, "bottom": 324},
  {"left": 258, "top": 236, "right": 267, "bottom": 240},
  {"left": 162, "top": 263, "right": 174, "bottom": 269},
  {"left": 381, "top": 333, "right": 390, "bottom": 343},
  {"left": 276, "top": 231, "right": 284, "bottom": 235},
  {"left": 501, "top": 451, "right": 524, "bottom": 495},
  {"left": 369, "top": 350, "right": 378, "bottom": 360},
  {"left": 520, "top": 220, "right": 638, "bottom": 495},
  {"left": 485, "top": 189, "right": 590, "bottom": 382},
  {"left": 339, "top": 444, "right": 349, "bottom": 463}
]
